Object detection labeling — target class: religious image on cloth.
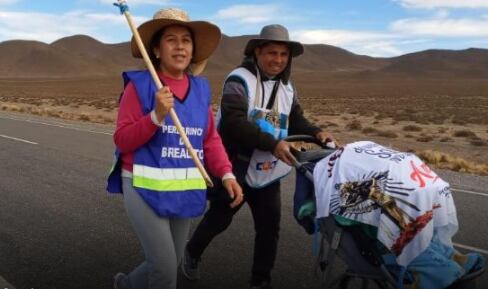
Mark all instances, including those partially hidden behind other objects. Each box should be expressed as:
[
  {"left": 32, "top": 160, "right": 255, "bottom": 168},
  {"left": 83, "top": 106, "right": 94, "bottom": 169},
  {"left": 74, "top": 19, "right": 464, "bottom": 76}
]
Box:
[{"left": 313, "top": 141, "right": 458, "bottom": 266}]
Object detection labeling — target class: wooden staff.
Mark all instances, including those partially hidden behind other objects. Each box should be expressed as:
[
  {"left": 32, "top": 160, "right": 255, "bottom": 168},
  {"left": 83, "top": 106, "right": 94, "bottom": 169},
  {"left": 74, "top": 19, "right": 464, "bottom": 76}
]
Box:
[{"left": 114, "top": 0, "right": 213, "bottom": 187}]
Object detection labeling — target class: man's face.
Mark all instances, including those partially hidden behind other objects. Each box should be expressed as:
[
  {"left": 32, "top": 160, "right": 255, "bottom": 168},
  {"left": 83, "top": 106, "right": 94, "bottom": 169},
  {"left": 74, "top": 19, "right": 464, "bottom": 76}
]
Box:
[{"left": 255, "top": 42, "right": 290, "bottom": 77}]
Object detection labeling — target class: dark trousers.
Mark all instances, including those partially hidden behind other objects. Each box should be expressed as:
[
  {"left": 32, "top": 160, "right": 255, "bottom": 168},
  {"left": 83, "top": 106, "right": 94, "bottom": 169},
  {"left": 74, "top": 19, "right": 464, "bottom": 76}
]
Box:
[{"left": 187, "top": 179, "right": 281, "bottom": 282}]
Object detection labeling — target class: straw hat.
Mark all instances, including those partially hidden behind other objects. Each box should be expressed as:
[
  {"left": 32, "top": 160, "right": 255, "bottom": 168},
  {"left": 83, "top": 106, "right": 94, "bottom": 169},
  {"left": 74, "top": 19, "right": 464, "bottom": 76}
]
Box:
[
  {"left": 131, "top": 8, "right": 221, "bottom": 75},
  {"left": 244, "top": 24, "right": 303, "bottom": 57}
]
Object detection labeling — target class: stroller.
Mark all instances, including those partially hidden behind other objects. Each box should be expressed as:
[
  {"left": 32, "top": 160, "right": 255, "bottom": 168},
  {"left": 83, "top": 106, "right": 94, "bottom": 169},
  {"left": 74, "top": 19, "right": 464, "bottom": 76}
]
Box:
[{"left": 286, "top": 135, "right": 486, "bottom": 289}]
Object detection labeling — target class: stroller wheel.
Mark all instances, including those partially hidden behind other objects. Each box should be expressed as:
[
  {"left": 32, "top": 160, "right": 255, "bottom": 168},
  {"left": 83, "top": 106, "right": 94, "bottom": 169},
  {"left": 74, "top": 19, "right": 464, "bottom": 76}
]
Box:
[
  {"left": 325, "top": 273, "right": 350, "bottom": 289},
  {"left": 326, "top": 273, "right": 393, "bottom": 289},
  {"left": 339, "top": 275, "right": 351, "bottom": 289}
]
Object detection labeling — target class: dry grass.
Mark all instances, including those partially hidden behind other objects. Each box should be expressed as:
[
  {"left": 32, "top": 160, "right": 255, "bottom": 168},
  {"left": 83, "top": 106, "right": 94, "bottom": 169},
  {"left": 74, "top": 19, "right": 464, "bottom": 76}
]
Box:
[
  {"left": 362, "top": 127, "right": 379, "bottom": 134},
  {"left": 1, "top": 74, "right": 488, "bottom": 175},
  {"left": 417, "top": 150, "right": 488, "bottom": 176},
  {"left": 376, "top": 130, "right": 398, "bottom": 138},
  {"left": 0, "top": 101, "right": 116, "bottom": 124},
  {"left": 320, "top": 121, "right": 339, "bottom": 129}
]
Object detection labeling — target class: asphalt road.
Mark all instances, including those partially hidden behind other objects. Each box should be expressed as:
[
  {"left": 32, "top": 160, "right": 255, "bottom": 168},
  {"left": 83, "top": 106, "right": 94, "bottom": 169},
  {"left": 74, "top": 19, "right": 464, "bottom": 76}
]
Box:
[{"left": 1, "top": 111, "right": 487, "bottom": 289}]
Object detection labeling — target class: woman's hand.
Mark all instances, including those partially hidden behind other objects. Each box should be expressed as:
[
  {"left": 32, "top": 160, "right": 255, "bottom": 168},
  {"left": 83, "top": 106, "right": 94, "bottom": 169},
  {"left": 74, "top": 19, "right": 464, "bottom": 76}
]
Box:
[
  {"left": 223, "top": 178, "right": 244, "bottom": 208},
  {"left": 154, "top": 86, "right": 174, "bottom": 123}
]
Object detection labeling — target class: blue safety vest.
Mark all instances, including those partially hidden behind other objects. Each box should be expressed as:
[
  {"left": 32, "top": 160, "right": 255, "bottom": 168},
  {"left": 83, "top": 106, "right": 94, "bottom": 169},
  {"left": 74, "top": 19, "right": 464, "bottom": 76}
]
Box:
[{"left": 107, "top": 70, "right": 209, "bottom": 217}]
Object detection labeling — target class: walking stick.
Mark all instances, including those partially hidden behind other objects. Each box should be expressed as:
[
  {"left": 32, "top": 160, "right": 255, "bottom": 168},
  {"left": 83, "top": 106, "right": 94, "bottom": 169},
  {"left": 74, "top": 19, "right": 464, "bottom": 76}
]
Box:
[{"left": 114, "top": 0, "right": 213, "bottom": 187}]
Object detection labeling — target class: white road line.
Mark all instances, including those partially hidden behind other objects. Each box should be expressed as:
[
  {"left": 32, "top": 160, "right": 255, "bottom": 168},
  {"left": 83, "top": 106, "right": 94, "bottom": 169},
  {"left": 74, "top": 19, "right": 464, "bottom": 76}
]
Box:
[
  {"left": 454, "top": 243, "right": 488, "bottom": 255},
  {"left": 452, "top": 188, "right": 488, "bottom": 197},
  {"left": 0, "top": 115, "right": 113, "bottom": 135},
  {"left": 0, "top": 134, "right": 38, "bottom": 145}
]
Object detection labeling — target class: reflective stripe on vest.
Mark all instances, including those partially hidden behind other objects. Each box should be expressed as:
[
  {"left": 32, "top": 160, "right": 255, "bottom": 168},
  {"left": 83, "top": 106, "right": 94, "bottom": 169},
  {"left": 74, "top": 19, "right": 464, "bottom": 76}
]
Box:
[{"left": 132, "top": 165, "right": 206, "bottom": 191}]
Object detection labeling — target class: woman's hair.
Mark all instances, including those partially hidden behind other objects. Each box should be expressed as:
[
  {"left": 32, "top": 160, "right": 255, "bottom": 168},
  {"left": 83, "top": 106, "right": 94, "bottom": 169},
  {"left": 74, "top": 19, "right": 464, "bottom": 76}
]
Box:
[{"left": 149, "top": 25, "right": 196, "bottom": 73}]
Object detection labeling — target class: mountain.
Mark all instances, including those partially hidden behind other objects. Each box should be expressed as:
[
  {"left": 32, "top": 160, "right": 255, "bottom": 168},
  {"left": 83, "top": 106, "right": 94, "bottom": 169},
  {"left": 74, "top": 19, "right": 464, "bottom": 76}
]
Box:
[
  {"left": 51, "top": 35, "right": 142, "bottom": 71},
  {"left": 0, "top": 39, "right": 109, "bottom": 78},
  {"left": 0, "top": 35, "right": 142, "bottom": 78},
  {"left": 376, "top": 48, "right": 488, "bottom": 77},
  {"left": 1, "top": 34, "right": 487, "bottom": 78},
  {"left": 207, "top": 34, "right": 390, "bottom": 73}
]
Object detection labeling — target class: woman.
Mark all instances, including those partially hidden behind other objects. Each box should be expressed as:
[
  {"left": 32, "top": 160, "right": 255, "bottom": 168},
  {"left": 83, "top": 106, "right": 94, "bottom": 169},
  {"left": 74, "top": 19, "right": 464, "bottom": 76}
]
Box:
[{"left": 106, "top": 8, "right": 243, "bottom": 289}]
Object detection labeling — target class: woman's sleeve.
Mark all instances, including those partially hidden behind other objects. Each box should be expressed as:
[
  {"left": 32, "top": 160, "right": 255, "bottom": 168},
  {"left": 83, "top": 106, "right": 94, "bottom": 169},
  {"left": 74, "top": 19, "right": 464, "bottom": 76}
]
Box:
[
  {"left": 113, "top": 82, "right": 159, "bottom": 153},
  {"left": 203, "top": 106, "right": 233, "bottom": 178}
]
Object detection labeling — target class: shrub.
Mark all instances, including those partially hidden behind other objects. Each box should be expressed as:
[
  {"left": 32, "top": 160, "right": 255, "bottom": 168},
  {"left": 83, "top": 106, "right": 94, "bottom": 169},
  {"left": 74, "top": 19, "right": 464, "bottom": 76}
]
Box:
[
  {"left": 431, "top": 119, "right": 445, "bottom": 125},
  {"left": 403, "top": 125, "right": 422, "bottom": 132},
  {"left": 346, "top": 119, "right": 362, "bottom": 130},
  {"left": 470, "top": 139, "right": 486, "bottom": 146},
  {"left": 362, "top": 127, "right": 378, "bottom": 134},
  {"left": 416, "top": 119, "right": 430, "bottom": 125},
  {"left": 47, "top": 110, "right": 61, "bottom": 118},
  {"left": 79, "top": 114, "right": 91, "bottom": 121},
  {"left": 452, "top": 118, "right": 466, "bottom": 125},
  {"left": 438, "top": 127, "right": 448, "bottom": 133},
  {"left": 102, "top": 116, "right": 115, "bottom": 124},
  {"left": 416, "top": 136, "right": 433, "bottom": 142},
  {"left": 417, "top": 150, "right": 488, "bottom": 175},
  {"left": 453, "top": 130, "right": 477, "bottom": 138}
]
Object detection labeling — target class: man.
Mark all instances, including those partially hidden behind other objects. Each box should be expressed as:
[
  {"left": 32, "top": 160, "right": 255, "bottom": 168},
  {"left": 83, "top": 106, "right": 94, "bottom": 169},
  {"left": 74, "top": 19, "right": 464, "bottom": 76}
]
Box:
[{"left": 182, "top": 24, "right": 334, "bottom": 289}]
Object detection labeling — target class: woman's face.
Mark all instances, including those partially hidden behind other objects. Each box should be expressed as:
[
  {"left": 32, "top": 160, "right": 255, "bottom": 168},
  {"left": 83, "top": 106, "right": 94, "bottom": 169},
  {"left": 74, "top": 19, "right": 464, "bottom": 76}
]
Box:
[{"left": 154, "top": 25, "right": 193, "bottom": 78}]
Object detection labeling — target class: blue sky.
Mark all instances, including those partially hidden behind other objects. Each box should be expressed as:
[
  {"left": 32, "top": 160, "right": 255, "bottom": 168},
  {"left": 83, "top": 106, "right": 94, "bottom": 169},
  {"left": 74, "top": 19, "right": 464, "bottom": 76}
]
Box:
[{"left": 1, "top": 0, "right": 488, "bottom": 57}]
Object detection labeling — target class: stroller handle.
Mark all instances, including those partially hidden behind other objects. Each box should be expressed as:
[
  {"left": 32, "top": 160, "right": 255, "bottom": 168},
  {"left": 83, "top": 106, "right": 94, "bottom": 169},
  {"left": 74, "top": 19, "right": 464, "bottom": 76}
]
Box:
[
  {"left": 284, "top": 135, "right": 336, "bottom": 163},
  {"left": 284, "top": 134, "right": 329, "bottom": 148},
  {"left": 283, "top": 135, "right": 337, "bottom": 182}
]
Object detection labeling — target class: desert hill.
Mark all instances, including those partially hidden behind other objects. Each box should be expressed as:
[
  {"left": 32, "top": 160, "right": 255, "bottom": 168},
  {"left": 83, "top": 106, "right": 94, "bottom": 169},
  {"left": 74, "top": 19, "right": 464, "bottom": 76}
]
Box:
[
  {"left": 1, "top": 34, "right": 488, "bottom": 79},
  {"left": 377, "top": 48, "right": 488, "bottom": 77}
]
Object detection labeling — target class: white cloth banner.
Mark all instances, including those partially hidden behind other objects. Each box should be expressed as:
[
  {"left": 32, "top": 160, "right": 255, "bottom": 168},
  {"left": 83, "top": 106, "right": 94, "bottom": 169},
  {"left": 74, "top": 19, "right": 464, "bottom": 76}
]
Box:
[{"left": 313, "top": 141, "right": 458, "bottom": 266}]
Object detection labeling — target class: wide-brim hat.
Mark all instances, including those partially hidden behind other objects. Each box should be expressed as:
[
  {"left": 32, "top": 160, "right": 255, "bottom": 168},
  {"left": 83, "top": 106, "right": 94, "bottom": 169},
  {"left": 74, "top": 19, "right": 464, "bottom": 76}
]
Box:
[
  {"left": 244, "top": 24, "right": 304, "bottom": 57},
  {"left": 131, "top": 8, "right": 221, "bottom": 75}
]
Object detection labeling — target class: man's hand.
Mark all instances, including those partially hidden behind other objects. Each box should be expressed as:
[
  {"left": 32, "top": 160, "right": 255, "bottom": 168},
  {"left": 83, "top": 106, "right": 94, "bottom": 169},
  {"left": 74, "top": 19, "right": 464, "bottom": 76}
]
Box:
[
  {"left": 273, "top": 140, "right": 296, "bottom": 166},
  {"left": 223, "top": 178, "right": 244, "bottom": 208},
  {"left": 316, "top": 131, "right": 337, "bottom": 148},
  {"left": 154, "top": 86, "right": 174, "bottom": 123}
]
